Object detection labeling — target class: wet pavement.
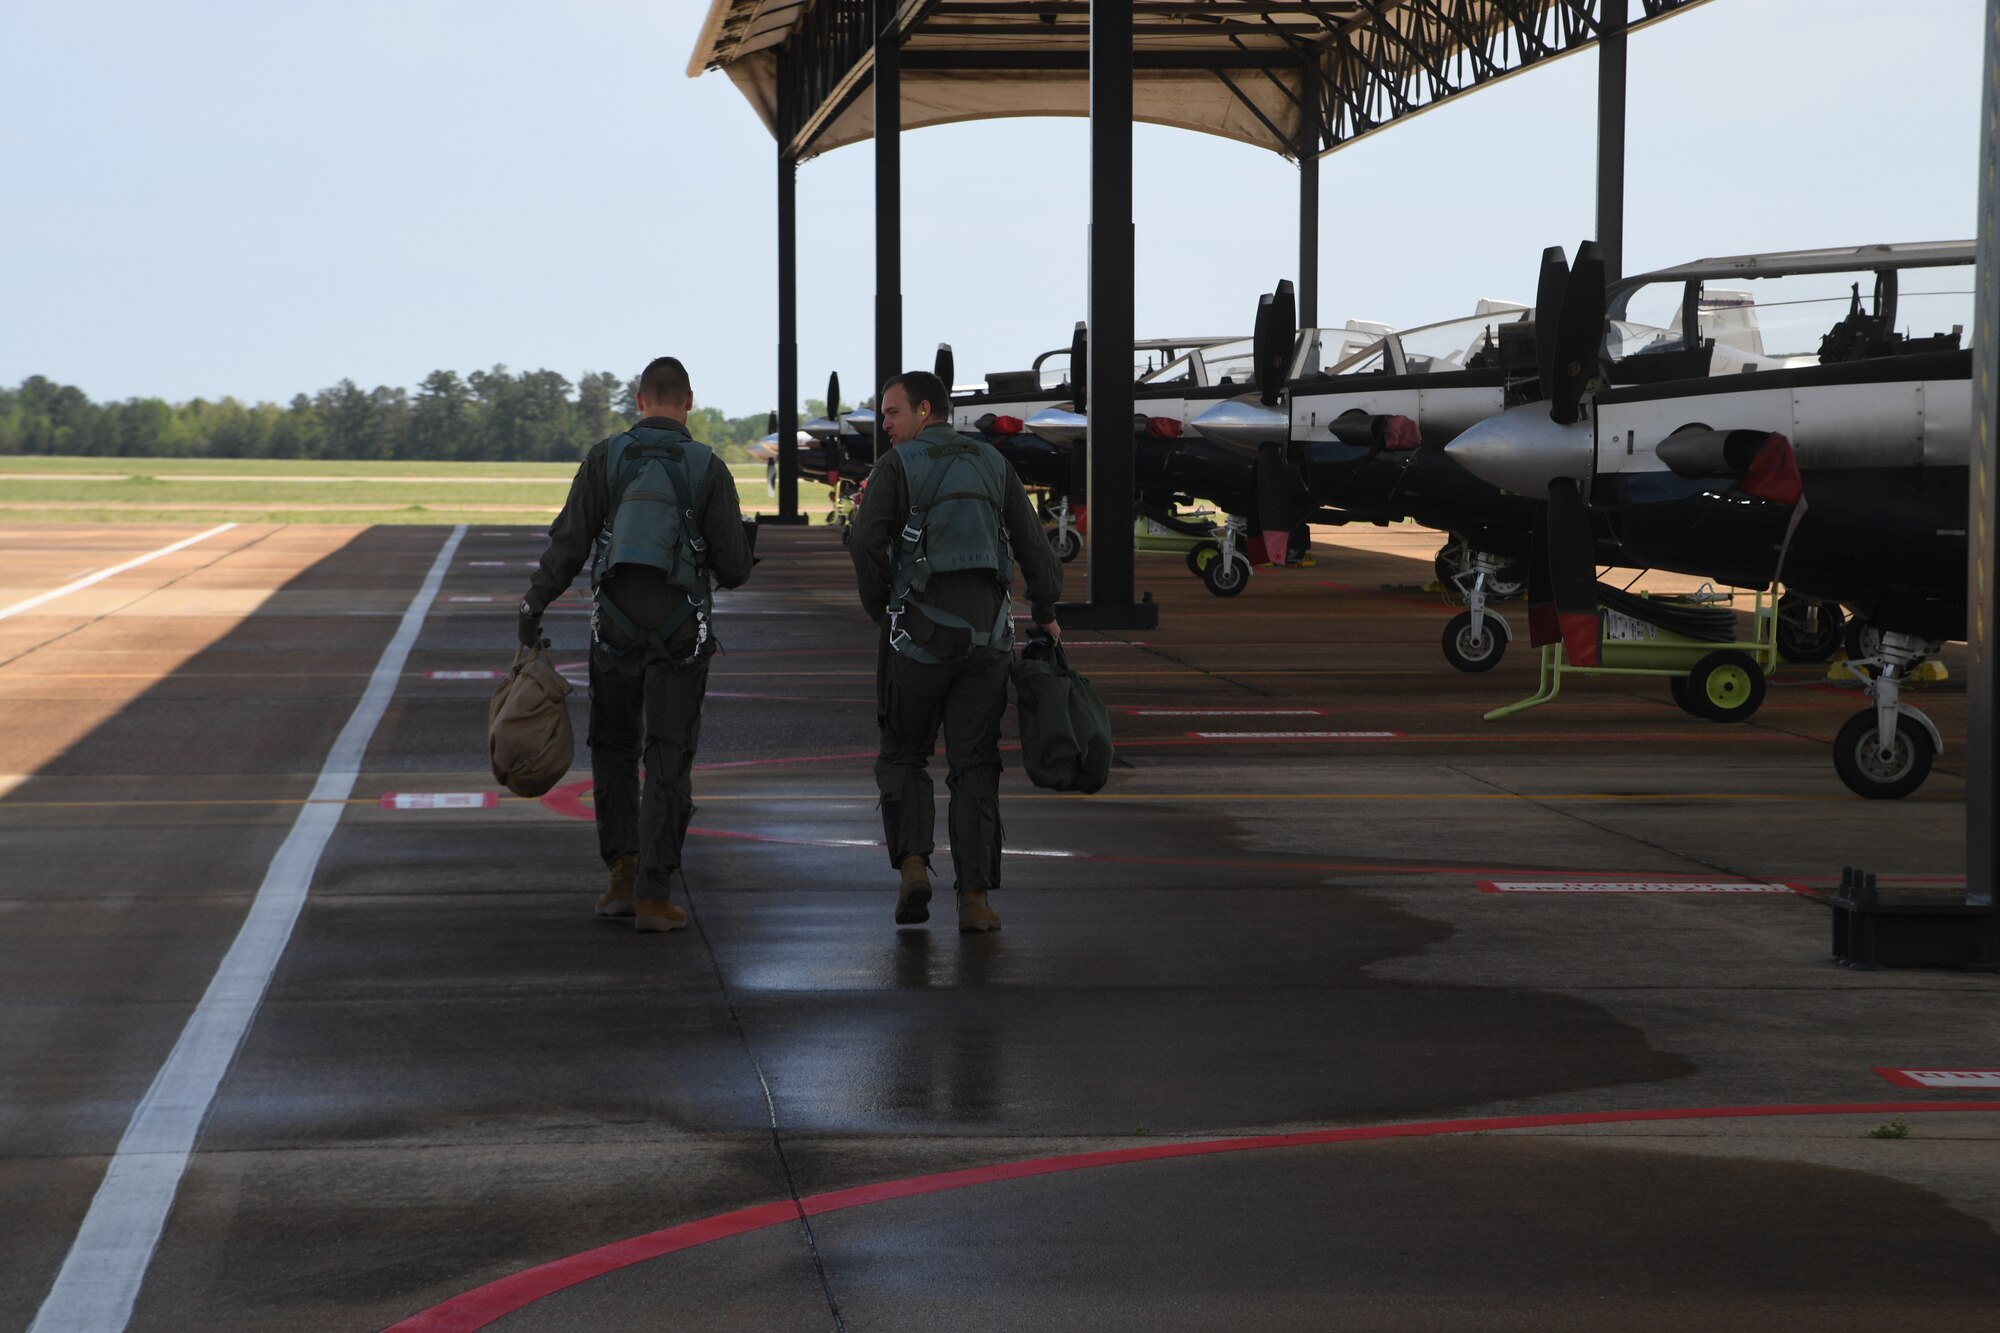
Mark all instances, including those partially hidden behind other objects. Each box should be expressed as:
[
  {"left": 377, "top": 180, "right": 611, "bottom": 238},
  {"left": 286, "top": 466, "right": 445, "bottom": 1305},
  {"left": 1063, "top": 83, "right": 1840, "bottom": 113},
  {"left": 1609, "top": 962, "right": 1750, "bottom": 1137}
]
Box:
[{"left": 1, "top": 519, "right": 1996, "bottom": 1331}]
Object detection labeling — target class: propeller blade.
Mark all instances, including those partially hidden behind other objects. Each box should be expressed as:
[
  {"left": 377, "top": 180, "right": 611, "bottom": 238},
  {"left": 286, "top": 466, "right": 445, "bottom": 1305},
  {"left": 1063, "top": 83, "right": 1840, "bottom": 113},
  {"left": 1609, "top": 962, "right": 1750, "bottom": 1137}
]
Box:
[
  {"left": 1255, "top": 443, "right": 1294, "bottom": 565},
  {"left": 1543, "top": 476, "right": 1600, "bottom": 666},
  {"left": 1533, "top": 245, "right": 1570, "bottom": 404},
  {"left": 1069, "top": 321, "right": 1088, "bottom": 414},
  {"left": 1256, "top": 280, "right": 1297, "bottom": 407},
  {"left": 934, "top": 343, "right": 955, "bottom": 392},
  {"left": 827, "top": 371, "right": 841, "bottom": 421},
  {"left": 1549, "top": 240, "right": 1605, "bottom": 425},
  {"left": 766, "top": 410, "right": 777, "bottom": 434}
]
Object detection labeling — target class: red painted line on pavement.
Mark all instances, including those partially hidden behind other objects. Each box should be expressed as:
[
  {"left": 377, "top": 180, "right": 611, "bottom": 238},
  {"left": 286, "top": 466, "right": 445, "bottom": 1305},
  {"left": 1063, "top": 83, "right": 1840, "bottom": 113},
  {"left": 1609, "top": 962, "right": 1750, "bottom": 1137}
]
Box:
[{"left": 386, "top": 1101, "right": 2000, "bottom": 1331}]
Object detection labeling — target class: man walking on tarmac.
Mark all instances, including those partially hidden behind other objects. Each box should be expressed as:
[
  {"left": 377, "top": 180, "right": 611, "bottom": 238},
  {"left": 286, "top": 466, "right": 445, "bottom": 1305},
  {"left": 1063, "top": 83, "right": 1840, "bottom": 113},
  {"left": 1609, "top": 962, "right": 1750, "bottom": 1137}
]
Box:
[
  {"left": 852, "top": 370, "right": 1064, "bottom": 932},
  {"left": 519, "top": 356, "right": 754, "bottom": 933}
]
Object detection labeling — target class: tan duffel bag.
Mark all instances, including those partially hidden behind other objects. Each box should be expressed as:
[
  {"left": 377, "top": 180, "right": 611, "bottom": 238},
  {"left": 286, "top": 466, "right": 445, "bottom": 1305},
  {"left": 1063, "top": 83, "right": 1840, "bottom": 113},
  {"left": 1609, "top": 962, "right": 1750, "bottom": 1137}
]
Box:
[{"left": 488, "top": 644, "right": 575, "bottom": 797}]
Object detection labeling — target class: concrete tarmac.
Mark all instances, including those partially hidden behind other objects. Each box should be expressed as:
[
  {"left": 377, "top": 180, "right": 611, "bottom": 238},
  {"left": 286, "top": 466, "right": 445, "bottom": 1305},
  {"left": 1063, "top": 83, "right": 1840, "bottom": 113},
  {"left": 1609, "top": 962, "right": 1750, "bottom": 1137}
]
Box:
[{"left": 0, "top": 519, "right": 1994, "bottom": 1331}]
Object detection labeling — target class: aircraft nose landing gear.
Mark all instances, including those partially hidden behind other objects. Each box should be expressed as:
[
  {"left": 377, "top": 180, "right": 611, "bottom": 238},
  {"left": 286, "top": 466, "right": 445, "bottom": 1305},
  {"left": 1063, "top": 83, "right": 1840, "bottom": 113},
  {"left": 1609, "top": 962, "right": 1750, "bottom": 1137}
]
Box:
[
  {"left": 1188, "top": 515, "right": 1253, "bottom": 597},
  {"left": 1438, "top": 545, "right": 1520, "bottom": 672},
  {"left": 1833, "top": 629, "right": 1943, "bottom": 799},
  {"left": 1045, "top": 496, "right": 1082, "bottom": 563}
]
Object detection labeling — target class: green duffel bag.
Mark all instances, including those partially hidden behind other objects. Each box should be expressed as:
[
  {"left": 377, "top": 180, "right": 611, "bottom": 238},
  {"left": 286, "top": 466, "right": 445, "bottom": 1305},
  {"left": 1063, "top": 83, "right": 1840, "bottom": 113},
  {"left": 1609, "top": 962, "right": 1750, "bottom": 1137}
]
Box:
[{"left": 1009, "top": 636, "right": 1113, "bottom": 794}]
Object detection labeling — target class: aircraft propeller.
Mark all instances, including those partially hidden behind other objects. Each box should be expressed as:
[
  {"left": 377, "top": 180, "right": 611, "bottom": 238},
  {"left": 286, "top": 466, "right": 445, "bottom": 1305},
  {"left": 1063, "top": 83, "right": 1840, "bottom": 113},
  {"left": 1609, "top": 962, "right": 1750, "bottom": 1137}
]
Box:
[
  {"left": 1249, "top": 279, "right": 1301, "bottom": 563},
  {"left": 934, "top": 343, "right": 955, "bottom": 392}
]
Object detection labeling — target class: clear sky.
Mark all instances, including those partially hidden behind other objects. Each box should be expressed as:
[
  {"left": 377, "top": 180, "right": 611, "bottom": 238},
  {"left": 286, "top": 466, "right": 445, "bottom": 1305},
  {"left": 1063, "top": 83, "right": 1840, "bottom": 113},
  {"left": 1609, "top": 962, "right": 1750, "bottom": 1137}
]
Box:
[{"left": 0, "top": 0, "right": 1983, "bottom": 417}]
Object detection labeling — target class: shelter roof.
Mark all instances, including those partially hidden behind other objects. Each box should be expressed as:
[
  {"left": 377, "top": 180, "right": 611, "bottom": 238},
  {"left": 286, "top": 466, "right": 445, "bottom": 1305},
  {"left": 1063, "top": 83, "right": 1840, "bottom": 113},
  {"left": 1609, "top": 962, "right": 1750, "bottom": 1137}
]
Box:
[{"left": 690, "top": 0, "right": 1711, "bottom": 162}]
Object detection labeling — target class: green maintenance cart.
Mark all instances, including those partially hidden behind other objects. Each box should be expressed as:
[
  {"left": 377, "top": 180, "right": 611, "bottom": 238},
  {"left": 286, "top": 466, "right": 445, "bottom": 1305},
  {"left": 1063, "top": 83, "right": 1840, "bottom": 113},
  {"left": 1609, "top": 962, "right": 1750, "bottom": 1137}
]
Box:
[{"left": 1485, "top": 586, "right": 1779, "bottom": 723}]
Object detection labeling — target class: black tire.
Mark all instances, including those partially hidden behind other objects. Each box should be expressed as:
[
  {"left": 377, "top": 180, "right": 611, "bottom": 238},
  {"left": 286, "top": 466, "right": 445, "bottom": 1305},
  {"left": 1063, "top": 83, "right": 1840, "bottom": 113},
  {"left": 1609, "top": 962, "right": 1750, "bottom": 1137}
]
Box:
[
  {"left": 1201, "top": 550, "right": 1251, "bottom": 597},
  {"left": 1442, "top": 610, "right": 1506, "bottom": 672},
  {"left": 1776, "top": 594, "right": 1844, "bottom": 664},
  {"left": 1684, "top": 649, "right": 1767, "bottom": 723},
  {"left": 1433, "top": 539, "right": 1465, "bottom": 589},
  {"left": 1051, "top": 526, "right": 1081, "bottom": 563},
  {"left": 1833, "top": 709, "right": 1935, "bottom": 800},
  {"left": 1842, "top": 615, "right": 1880, "bottom": 665},
  {"left": 1186, "top": 541, "right": 1221, "bottom": 577},
  {"left": 1668, "top": 674, "right": 1705, "bottom": 717},
  {"left": 1489, "top": 560, "right": 1529, "bottom": 599}
]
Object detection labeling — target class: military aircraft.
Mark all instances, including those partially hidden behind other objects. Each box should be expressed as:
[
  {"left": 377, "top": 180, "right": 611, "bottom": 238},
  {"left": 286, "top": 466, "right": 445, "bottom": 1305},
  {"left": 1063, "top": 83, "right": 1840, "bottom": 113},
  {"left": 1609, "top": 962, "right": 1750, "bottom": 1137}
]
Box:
[
  {"left": 1190, "top": 293, "right": 1544, "bottom": 641},
  {"left": 1022, "top": 294, "right": 1385, "bottom": 594},
  {"left": 1446, "top": 239, "right": 1973, "bottom": 799}
]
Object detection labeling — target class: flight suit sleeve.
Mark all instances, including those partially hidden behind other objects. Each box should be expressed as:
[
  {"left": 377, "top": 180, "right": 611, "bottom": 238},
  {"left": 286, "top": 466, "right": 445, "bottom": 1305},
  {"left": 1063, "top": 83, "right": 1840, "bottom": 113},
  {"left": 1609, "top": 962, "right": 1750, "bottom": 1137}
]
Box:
[
  {"left": 1004, "top": 465, "right": 1063, "bottom": 626},
  {"left": 697, "top": 454, "right": 755, "bottom": 591},
  {"left": 851, "top": 452, "right": 905, "bottom": 625},
  {"left": 524, "top": 444, "right": 607, "bottom": 616}
]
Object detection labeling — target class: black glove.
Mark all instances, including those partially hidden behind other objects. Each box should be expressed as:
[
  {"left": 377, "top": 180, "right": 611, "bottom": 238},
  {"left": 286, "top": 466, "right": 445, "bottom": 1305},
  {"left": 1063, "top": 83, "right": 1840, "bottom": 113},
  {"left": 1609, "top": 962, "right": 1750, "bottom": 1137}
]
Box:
[{"left": 516, "top": 599, "right": 543, "bottom": 648}]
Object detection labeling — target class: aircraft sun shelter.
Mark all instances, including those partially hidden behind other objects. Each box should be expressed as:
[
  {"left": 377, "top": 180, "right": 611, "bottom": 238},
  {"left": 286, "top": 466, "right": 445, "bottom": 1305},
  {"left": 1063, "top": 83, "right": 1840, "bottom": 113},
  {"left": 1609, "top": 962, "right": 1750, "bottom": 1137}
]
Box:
[{"left": 691, "top": 0, "right": 2000, "bottom": 937}]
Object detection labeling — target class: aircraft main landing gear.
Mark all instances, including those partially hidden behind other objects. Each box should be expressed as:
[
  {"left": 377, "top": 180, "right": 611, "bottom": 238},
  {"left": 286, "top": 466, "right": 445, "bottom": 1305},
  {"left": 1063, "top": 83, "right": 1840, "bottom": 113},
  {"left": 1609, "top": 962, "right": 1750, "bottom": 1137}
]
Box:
[
  {"left": 1833, "top": 629, "right": 1942, "bottom": 799},
  {"left": 1775, "top": 593, "right": 1844, "bottom": 663}
]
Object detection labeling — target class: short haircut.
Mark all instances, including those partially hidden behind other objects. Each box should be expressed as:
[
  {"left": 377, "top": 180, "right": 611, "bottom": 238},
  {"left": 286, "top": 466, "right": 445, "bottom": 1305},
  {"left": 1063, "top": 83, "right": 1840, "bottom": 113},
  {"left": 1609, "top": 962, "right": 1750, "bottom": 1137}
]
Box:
[
  {"left": 638, "top": 356, "right": 691, "bottom": 404},
  {"left": 883, "top": 370, "right": 948, "bottom": 420}
]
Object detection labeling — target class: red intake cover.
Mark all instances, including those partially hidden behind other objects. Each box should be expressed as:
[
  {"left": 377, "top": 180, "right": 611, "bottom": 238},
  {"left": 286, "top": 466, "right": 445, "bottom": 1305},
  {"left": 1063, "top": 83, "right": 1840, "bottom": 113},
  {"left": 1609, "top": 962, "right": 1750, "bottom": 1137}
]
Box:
[{"left": 1739, "top": 432, "right": 1803, "bottom": 506}]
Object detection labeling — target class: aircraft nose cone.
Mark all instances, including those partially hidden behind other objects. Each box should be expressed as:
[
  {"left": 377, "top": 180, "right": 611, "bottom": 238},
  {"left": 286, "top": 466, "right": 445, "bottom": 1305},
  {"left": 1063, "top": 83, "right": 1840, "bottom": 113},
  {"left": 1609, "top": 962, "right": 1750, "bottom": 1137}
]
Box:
[
  {"left": 1444, "top": 406, "right": 1593, "bottom": 495},
  {"left": 1190, "top": 399, "right": 1288, "bottom": 453},
  {"left": 1025, "top": 407, "right": 1088, "bottom": 446}
]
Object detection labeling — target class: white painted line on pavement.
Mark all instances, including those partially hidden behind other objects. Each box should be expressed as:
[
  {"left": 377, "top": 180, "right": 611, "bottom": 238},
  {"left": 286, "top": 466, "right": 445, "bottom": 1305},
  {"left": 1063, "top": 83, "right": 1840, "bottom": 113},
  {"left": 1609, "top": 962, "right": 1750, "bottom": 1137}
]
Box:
[
  {"left": 425, "top": 669, "right": 505, "bottom": 681},
  {"left": 0, "top": 524, "right": 237, "bottom": 622},
  {"left": 29, "top": 524, "right": 466, "bottom": 1333},
  {"left": 1477, "top": 880, "right": 1795, "bottom": 895},
  {"left": 1188, "top": 730, "right": 1402, "bottom": 739}
]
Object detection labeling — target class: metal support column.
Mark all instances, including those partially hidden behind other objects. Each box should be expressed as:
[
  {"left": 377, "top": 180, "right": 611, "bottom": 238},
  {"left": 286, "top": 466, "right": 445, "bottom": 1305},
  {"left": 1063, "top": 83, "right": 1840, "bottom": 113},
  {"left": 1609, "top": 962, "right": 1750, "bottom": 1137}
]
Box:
[
  {"left": 1298, "top": 144, "right": 1320, "bottom": 330},
  {"left": 1595, "top": 0, "right": 1628, "bottom": 283},
  {"left": 773, "top": 148, "right": 802, "bottom": 523},
  {"left": 874, "top": 0, "right": 903, "bottom": 403},
  {"left": 1064, "top": 0, "right": 1153, "bottom": 630},
  {"left": 1971, "top": 0, "right": 2000, "bottom": 906}
]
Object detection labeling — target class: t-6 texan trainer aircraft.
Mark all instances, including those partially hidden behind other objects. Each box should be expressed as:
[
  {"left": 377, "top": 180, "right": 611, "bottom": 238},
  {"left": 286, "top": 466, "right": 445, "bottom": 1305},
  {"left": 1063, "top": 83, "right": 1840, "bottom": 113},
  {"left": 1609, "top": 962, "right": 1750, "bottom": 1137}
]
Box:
[
  {"left": 1022, "top": 293, "right": 1384, "bottom": 595},
  {"left": 1446, "top": 239, "right": 1973, "bottom": 800}
]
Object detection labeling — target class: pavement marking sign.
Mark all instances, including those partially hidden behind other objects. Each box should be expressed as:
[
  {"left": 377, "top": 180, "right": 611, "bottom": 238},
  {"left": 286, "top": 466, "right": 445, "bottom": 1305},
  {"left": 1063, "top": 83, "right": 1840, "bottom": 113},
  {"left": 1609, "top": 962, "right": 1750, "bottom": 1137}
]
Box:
[
  {"left": 447, "top": 595, "right": 500, "bottom": 603},
  {"left": 1478, "top": 880, "right": 1797, "bottom": 894},
  {"left": 380, "top": 792, "right": 500, "bottom": 810},
  {"left": 29, "top": 525, "right": 468, "bottom": 1333},
  {"left": 1189, "top": 730, "right": 1403, "bottom": 739},
  {"left": 1875, "top": 1068, "right": 2000, "bottom": 1090},
  {"left": 1128, "top": 708, "right": 1327, "bottom": 717},
  {"left": 425, "top": 669, "right": 505, "bottom": 681}
]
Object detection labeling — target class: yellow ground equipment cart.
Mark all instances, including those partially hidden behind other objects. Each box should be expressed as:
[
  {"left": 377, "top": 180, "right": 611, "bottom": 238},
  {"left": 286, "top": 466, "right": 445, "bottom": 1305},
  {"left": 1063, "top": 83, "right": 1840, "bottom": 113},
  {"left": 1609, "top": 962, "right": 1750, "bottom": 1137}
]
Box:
[{"left": 1486, "top": 586, "right": 1778, "bottom": 723}]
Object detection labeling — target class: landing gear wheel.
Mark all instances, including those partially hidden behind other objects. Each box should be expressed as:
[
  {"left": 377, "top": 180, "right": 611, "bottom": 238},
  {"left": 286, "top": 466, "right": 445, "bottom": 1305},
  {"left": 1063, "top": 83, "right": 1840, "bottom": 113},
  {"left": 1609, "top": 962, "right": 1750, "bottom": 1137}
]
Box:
[
  {"left": 1201, "top": 550, "right": 1251, "bottom": 597},
  {"left": 1842, "top": 615, "right": 1881, "bottom": 665},
  {"left": 1776, "top": 594, "right": 1844, "bottom": 663},
  {"left": 1186, "top": 541, "right": 1221, "bottom": 577},
  {"left": 1050, "top": 526, "right": 1081, "bottom": 563},
  {"left": 1685, "top": 649, "right": 1767, "bottom": 723},
  {"left": 1433, "top": 539, "right": 1466, "bottom": 589},
  {"left": 1833, "top": 710, "right": 1934, "bottom": 800},
  {"left": 1442, "top": 610, "right": 1505, "bottom": 672}
]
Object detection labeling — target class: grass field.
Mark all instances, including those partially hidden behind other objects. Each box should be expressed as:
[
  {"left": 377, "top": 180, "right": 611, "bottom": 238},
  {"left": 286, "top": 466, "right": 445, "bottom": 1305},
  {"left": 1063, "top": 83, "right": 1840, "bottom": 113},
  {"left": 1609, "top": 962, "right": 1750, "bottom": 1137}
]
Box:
[{"left": 0, "top": 456, "right": 828, "bottom": 524}]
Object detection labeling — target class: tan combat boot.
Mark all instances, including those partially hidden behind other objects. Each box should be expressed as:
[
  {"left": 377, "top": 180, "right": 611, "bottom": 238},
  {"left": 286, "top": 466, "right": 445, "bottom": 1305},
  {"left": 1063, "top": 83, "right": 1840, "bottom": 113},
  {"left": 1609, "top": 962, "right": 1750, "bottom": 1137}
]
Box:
[
  {"left": 957, "top": 890, "right": 1001, "bottom": 933},
  {"left": 895, "top": 856, "right": 932, "bottom": 925},
  {"left": 596, "top": 855, "right": 637, "bottom": 918},
  {"left": 635, "top": 896, "right": 689, "bottom": 933}
]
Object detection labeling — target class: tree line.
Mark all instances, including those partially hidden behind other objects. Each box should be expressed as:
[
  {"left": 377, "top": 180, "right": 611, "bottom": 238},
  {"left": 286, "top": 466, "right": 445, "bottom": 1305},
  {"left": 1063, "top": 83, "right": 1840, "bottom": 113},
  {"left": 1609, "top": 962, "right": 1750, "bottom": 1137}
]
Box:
[{"left": 0, "top": 369, "right": 780, "bottom": 463}]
